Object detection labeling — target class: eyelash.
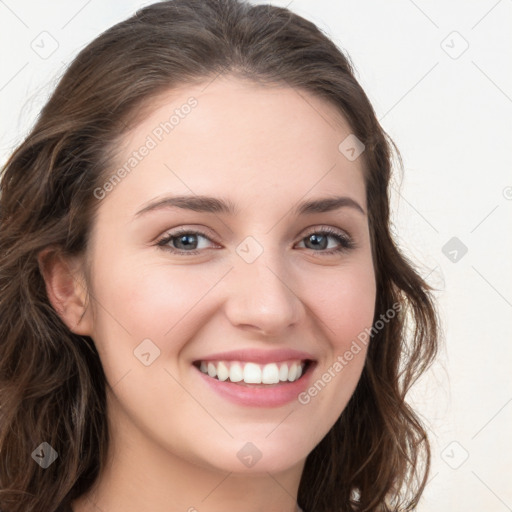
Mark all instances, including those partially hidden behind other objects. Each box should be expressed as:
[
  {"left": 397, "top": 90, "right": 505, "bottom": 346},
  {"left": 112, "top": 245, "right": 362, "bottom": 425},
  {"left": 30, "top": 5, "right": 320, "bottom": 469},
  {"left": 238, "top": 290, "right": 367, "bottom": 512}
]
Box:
[{"left": 156, "top": 226, "right": 355, "bottom": 256}]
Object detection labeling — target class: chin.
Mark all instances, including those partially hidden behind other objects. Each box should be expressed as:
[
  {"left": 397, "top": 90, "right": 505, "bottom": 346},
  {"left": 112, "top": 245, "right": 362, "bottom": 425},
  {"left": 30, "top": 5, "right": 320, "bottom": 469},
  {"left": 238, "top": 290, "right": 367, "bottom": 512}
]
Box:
[{"left": 191, "top": 434, "right": 312, "bottom": 475}]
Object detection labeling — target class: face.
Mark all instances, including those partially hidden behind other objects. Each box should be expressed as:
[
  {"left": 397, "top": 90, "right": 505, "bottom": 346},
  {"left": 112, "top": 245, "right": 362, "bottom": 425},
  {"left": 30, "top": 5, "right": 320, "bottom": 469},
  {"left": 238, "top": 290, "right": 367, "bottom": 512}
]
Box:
[{"left": 78, "top": 76, "right": 376, "bottom": 475}]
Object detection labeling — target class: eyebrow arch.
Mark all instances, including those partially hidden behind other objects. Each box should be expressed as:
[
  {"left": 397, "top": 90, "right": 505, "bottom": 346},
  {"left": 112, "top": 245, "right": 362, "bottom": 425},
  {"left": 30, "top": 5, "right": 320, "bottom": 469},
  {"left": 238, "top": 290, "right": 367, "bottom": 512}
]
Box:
[
  {"left": 135, "top": 194, "right": 366, "bottom": 217},
  {"left": 294, "top": 196, "right": 366, "bottom": 216}
]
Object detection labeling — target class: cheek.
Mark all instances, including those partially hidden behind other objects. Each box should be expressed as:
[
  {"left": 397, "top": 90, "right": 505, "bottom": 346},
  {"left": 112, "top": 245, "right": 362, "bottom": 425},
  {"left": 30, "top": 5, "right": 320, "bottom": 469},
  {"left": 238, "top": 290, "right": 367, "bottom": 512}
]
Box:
[
  {"left": 302, "top": 260, "right": 375, "bottom": 389},
  {"left": 305, "top": 262, "right": 376, "bottom": 349},
  {"left": 88, "top": 256, "right": 221, "bottom": 357},
  {"left": 293, "top": 262, "right": 375, "bottom": 429}
]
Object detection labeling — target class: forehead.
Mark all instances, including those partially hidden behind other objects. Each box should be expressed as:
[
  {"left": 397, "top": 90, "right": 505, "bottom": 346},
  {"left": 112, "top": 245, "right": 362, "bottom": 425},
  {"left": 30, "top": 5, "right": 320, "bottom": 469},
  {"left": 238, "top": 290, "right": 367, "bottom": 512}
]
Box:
[{"left": 102, "top": 75, "right": 367, "bottom": 215}]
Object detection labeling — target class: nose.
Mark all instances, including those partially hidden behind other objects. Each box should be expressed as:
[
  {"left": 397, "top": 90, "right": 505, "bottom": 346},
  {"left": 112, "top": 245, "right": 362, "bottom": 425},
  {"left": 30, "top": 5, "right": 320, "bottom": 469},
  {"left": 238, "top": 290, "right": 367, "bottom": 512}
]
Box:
[{"left": 223, "top": 243, "right": 303, "bottom": 337}]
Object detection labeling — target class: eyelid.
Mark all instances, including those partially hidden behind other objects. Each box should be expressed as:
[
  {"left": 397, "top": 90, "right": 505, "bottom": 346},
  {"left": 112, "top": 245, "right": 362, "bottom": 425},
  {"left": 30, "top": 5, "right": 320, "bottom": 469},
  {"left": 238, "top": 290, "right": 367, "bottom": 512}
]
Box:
[
  {"left": 301, "top": 224, "right": 352, "bottom": 241},
  {"left": 155, "top": 225, "right": 217, "bottom": 243}
]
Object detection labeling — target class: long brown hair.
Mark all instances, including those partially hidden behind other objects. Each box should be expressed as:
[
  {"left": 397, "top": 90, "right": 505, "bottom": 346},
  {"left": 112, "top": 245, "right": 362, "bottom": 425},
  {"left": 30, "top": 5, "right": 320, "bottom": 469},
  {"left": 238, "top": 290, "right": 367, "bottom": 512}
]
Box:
[{"left": 0, "top": 1, "right": 440, "bottom": 510}]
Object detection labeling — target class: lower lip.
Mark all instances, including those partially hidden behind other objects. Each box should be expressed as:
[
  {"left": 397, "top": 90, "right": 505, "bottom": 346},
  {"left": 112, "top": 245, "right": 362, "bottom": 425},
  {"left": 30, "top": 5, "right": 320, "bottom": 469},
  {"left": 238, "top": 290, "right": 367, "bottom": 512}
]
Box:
[{"left": 194, "top": 363, "right": 315, "bottom": 408}]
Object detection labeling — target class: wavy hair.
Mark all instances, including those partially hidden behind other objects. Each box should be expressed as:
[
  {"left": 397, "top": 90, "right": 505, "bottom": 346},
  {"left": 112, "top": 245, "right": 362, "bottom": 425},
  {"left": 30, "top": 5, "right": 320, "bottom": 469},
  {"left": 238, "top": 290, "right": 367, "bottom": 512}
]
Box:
[{"left": 0, "top": 1, "right": 440, "bottom": 510}]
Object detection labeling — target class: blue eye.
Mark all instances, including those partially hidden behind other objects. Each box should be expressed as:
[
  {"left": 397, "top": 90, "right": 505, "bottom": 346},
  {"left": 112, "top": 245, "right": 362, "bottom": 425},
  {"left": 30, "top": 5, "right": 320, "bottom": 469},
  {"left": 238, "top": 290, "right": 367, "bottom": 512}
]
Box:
[
  {"left": 298, "top": 227, "right": 355, "bottom": 255},
  {"left": 157, "top": 228, "right": 214, "bottom": 255},
  {"left": 156, "top": 226, "right": 355, "bottom": 256}
]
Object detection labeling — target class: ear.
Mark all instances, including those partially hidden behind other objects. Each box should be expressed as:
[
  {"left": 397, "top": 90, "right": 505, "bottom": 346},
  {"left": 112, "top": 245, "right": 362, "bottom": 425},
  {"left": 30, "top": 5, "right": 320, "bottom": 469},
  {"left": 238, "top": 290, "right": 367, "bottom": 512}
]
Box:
[{"left": 37, "top": 247, "right": 93, "bottom": 336}]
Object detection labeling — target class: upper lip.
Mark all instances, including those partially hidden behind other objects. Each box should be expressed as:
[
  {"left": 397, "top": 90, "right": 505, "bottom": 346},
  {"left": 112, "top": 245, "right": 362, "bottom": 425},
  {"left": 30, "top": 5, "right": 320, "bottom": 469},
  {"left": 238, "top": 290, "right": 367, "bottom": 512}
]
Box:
[{"left": 193, "top": 348, "right": 316, "bottom": 364}]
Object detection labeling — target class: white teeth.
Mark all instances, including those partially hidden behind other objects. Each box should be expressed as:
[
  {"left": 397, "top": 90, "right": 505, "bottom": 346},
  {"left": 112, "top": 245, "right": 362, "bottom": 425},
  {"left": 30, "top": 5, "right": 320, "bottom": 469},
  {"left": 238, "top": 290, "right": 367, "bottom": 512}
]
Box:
[
  {"left": 197, "top": 359, "right": 307, "bottom": 384},
  {"left": 229, "top": 362, "right": 243, "bottom": 382},
  {"left": 243, "top": 362, "right": 262, "bottom": 384},
  {"left": 279, "top": 363, "right": 288, "bottom": 381},
  {"left": 207, "top": 362, "right": 217, "bottom": 378},
  {"left": 216, "top": 361, "right": 229, "bottom": 381},
  {"left": 262, "top": 363, "right": 280, "bottom": 384},
  {"left": 288, "top": 362, "right": 298, "bottom": 381}
]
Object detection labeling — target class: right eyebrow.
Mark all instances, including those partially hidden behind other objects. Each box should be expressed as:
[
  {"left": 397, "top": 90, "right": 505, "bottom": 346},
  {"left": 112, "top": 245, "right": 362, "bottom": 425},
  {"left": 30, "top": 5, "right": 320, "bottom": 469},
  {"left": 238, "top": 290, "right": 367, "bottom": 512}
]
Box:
[{"left": 135, "top": 195, "right": 238, "bottom": 217}]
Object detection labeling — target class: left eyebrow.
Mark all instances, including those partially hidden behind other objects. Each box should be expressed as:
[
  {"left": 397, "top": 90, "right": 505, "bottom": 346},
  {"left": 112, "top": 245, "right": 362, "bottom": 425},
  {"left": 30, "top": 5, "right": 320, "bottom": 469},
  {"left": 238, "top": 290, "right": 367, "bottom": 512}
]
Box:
[
  {"left": 135, "top": 194, "right": 366, "bottom": 217},
  {"left": 293, "top": 196, "right": 366, "bottom": 216}
]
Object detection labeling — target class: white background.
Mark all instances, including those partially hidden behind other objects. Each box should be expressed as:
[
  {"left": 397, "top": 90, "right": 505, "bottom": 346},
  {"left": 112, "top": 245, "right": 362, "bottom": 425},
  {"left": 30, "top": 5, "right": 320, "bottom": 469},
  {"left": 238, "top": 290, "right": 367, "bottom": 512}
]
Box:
[{"left": 1, "top": 1, "right": 511, "bottom": 510}]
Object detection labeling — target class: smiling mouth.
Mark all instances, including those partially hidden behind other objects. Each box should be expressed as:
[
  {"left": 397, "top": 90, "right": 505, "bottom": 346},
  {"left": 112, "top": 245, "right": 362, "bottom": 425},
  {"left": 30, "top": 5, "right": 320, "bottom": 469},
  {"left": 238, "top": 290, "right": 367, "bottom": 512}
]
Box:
[{"left": 192, "top": 359, "right": 313, "bottom": 386}]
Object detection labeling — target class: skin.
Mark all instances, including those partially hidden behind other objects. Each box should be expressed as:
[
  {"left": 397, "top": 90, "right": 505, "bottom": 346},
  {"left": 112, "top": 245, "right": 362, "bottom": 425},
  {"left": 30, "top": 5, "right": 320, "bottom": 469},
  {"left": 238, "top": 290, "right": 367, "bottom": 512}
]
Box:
[{"left": 41, "top": 75, "right": 376, "bottom": 512}]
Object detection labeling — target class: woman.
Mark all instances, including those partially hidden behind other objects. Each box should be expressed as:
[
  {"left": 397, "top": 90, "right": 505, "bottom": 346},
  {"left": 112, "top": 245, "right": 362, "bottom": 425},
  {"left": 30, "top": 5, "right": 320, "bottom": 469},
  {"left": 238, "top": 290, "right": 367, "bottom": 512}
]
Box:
[{"left": 0, "top": 1, "right": 439, "bottom": 511}]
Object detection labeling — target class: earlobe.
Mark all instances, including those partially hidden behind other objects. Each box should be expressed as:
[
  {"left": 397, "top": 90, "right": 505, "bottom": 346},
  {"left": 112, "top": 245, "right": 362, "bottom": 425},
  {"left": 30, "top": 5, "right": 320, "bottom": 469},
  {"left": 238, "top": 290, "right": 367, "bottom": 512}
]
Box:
[{"left": 37, "top": 247, "right": 93, "bottom": 336}]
